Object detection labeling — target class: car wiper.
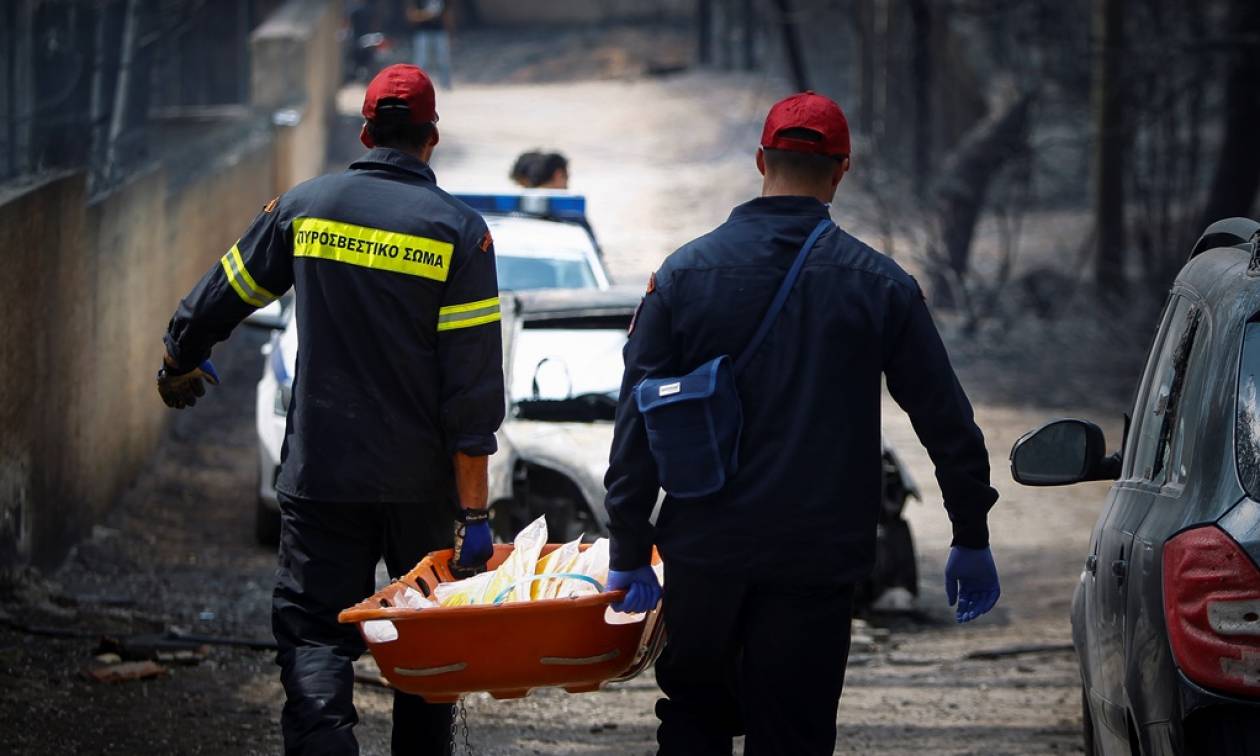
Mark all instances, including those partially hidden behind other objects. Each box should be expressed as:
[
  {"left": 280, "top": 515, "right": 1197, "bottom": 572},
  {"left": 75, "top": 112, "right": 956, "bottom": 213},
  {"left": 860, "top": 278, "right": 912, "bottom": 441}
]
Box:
[{"left": 514, "top": 392, "right": 618, "bottom": 423}]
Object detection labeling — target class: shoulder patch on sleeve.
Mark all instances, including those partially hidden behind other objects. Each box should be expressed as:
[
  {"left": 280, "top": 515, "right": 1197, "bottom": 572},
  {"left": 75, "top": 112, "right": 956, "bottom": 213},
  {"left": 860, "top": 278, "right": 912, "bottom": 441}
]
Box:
[
  {"left": 628, "top": 298, "right": 644, "bottom": 335},
  {"left": 262, "top": 196, "right": 279, "bottom": 214},
  {"left": 479, "top": 229, "right": 494, "bottom": 253}
]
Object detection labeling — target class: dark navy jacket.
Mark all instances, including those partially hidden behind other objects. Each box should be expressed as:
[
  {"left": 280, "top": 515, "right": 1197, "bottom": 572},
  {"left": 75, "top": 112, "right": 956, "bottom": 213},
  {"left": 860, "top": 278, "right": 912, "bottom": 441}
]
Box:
[
  {"left": 604, "top": 196, "right": 997, "bottom": 582},
  {"left": 165, "top": 148, "right": 505, "bottom": 503}
]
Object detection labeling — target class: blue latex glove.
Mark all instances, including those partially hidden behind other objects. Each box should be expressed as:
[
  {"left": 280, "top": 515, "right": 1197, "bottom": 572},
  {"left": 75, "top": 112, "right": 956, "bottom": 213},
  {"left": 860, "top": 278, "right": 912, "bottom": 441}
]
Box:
[
  {"left": 945, "top": 546, "right": 1000, "bottom": 623},
  {"left": 606, "top": 566, "right": 662, "bottom": 614},
  {"left": 198, "top": 359, "right": 220, "bottom": 384},
  {"left": 452, "top": 508, "right": 493, "bottom": 576}
]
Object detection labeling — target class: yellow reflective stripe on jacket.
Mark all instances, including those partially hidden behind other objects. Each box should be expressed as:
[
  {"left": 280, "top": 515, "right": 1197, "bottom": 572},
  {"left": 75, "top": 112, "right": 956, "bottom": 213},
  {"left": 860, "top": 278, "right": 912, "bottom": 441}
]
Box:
[
  {"left": 220, "top": 245, "right": 278, "bottom": 308},
  {"left": 292, "top": 217, "right": 453, "bottom": 282},
  {"left": 437, "top": 296, "right": 501, "bottom": 332}
]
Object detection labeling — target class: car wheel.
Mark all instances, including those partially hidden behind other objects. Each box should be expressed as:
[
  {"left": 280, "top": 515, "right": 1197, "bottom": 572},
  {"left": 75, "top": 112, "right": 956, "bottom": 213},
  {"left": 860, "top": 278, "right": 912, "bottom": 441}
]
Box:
[
  {"left": 1183, "top": 704, "right": 1260, "bottom": 755},
  {"left": 534, "top": 495, "right": 597, "bottom": 543},
  {"left": 255, "top": 495, "right": 280, "bottom": 546},
  {"left": 489, "top": 500, "right": 526, "bottom": 543},
  {"left": 859, "top": 516, "right": 918, "bottom": 611},
  {"left": 1081, "top": 686, "right": 1097, "bottom": 756}
]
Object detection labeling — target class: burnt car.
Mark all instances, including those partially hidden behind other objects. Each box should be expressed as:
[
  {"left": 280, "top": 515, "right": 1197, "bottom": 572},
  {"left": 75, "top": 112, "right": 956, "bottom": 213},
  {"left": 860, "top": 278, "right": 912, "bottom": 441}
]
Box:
[
  {"left": 492, "top": 287, "right": 921, "bottom": 609},
  {"left": 1010, "top": 218, "right": 1260, "bottom": 755}
]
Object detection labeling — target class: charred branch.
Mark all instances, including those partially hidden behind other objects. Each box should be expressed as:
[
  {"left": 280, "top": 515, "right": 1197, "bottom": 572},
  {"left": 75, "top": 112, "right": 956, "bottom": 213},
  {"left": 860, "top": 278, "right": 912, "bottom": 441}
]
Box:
[{"left": 1092, "top": 0, "right": 1128, "bottom": 295}]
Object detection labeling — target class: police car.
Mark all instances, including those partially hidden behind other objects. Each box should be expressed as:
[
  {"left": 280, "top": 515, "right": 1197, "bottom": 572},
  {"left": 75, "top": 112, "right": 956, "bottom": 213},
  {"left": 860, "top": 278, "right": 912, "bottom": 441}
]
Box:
[
  {"left": 250, "top": 191, "right": 609, "bottom": 542},
  {"left": 459, "top": 191, "right": 610, "bottom": 291}
]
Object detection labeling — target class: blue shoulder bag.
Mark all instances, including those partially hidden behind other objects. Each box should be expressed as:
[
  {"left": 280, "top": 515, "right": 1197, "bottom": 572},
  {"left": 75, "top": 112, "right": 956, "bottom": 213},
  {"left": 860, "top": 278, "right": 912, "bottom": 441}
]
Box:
[{"left": 634, "top": 218, "right": 833, "bottom": 498}]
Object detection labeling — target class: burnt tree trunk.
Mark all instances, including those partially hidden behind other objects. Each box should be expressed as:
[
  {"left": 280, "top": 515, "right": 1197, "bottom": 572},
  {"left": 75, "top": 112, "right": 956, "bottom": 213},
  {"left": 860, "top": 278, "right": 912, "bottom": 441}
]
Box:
[
  {"left": 1200, "top": 0, "right": 1260, "bottom": 228},
  {"left": 1092, "top": 0, "right": 1127, "bottom": 295},
  {"left": 696, "top": 0, "right": 713, "bottom": 66},
  {"left": 12, "top": 0, "right": 34, "bottom": 175},
  {"left": 458, "top": 0, "right": 484, "bottom": 28},
  {"left": 740, "top": 0, "right": 756, "bottom": 71},
  {"left": 908, "top": 0, "right": 933, "bottom": 193},
  {"left": 771, "top": 0, "right": 809, "bottom": 91},
  {"left": 854, "top": 0, "right": 877, "bottom": 136},
  {"left": 927, "top": 92, "right": 1035, "bottom": 308}
]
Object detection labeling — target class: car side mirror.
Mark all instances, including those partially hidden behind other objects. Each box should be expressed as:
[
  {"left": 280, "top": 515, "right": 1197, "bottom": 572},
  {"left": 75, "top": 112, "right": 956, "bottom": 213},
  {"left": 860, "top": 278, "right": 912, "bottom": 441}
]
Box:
[
  {"left": 244, "top": 299, "right": 288, "bottom": 330},
  {"left": 1010, "top": 419, "right": 1114, "bottom": 486}
]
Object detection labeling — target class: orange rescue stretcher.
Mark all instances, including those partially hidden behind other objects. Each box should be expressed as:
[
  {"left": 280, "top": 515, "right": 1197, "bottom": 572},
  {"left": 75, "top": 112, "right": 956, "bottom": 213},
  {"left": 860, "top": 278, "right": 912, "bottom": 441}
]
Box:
[{"left": 338, "top": 544, "right": 665, "bottom": 702}]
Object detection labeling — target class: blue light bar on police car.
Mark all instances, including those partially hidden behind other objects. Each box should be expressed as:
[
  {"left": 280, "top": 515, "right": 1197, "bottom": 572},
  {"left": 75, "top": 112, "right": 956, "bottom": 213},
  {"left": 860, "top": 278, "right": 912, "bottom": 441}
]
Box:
[{"left": 454, "top": 192, "right": 587, "bottom": 221}]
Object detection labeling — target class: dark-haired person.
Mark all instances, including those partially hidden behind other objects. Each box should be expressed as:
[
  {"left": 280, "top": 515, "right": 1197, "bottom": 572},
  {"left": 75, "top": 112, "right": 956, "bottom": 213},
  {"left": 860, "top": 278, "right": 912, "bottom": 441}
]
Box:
[
  {"left": 407, "top": 0, "right": 453, "bottom": 89},
  {"left": 156, "top": 64, "right": 503, "bottom": 754},
  {"left": 603, "top": 91, "right": 1001, "bottom": 754},
  {"left": 509, "top": 150, "right": 569, "bottom": 189},
  {"left": 508, "top": 150, "right": 541, "bottom": 187}
]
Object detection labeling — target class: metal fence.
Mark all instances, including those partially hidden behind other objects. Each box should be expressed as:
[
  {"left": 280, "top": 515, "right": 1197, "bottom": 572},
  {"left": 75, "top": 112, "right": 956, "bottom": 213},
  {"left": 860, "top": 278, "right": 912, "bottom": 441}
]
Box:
[{"left": 0, "top": 0, "right": 282, "bottom": 194}]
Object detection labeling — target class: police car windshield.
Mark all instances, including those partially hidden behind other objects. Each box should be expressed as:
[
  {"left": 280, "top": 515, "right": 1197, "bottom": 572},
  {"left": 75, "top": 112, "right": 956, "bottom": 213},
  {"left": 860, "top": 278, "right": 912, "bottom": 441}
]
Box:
[
  {"left": 497, "top": 255, "right": 597, "bottom": 291},
  {"left": 510, "top": 327, "right": 626, "bottom": 402}
]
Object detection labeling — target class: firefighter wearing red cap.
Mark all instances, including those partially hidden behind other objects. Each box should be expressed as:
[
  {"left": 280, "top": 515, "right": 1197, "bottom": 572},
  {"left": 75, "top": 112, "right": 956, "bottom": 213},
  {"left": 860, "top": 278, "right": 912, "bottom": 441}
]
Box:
[
  {"left": 604, "top": 91, "right": 1001, "bottom": 753},
  {"left": 157, "top": 64, "right": 503, "bottom": 754}
]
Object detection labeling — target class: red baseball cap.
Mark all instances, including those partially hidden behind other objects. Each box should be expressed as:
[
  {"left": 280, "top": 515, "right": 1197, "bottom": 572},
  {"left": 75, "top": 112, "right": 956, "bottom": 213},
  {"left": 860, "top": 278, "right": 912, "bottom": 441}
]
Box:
[
  {"left": 361, "top": 64, "right": 438, "bottom": 147},
  {"left": 760, "top": 91, "right": 850, "bottom": 158}
]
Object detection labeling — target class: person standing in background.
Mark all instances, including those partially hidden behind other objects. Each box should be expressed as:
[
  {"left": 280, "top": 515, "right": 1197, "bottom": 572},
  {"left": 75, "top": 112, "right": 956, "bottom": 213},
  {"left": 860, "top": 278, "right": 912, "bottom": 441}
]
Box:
[
  {"left": 510, "top": 150, "right": 570, "bottom": 189},
  {"left": 407, "top": 0, "right": 453, "bottom": 89}
]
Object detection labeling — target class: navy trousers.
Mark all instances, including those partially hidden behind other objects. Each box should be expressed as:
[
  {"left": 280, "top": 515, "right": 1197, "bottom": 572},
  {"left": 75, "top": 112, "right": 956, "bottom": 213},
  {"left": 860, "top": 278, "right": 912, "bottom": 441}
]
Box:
[
  {"left": 654, "top": 562, "right": 855, "bottom": 755},
  {"left": 272, "top": 493, "right": 457, "bottom": 755}
]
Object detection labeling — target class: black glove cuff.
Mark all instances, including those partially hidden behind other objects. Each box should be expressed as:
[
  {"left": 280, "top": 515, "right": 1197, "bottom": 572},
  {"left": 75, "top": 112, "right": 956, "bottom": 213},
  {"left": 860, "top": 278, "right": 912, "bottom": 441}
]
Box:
[
  {"left": 449, "top": 561, "right": 487, "bottom": 579},
  {"left": 158, "top": 363, "right": 195, "bottom": 380},
  {"left": 458, "top": 507, "right": 489, "bottom": 525}
]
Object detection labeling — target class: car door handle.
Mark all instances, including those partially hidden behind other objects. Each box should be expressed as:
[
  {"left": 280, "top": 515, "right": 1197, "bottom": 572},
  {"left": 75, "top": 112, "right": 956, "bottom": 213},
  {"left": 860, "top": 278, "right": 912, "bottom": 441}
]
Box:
[
  {"left": 1111, "top": 559, "right": 1127, "bottom": 585},
  {"left": 1085, "top": 555, "right": 1098, "bottom": 575}
]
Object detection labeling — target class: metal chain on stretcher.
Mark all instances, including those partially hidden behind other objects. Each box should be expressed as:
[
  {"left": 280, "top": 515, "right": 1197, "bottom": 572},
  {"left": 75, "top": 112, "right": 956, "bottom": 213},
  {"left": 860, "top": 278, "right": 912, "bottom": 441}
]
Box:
[{"left": 448, "top": 697, "right": 474, "bottom": 755}]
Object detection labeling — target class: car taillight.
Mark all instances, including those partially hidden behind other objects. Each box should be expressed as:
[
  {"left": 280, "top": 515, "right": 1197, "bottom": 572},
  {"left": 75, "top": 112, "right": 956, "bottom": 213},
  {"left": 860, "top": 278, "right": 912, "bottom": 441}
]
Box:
[{"left": 1163, "top": 525, "right": 1260, "bottom": 698}]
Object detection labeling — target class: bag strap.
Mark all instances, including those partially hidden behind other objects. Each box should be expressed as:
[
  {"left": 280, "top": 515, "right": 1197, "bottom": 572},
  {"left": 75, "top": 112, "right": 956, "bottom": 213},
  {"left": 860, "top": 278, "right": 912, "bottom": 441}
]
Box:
[{"left": 734, "top": 217, "right": 833, "bottom": 374}]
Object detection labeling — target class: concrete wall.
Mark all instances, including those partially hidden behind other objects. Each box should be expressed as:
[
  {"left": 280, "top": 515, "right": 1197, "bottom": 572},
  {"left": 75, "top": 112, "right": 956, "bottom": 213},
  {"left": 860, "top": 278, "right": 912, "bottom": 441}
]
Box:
[
  {"left": 0, "top": 172, "right": 86, "bottom": 567},
  {"left": 474, "top": 0, "right": 691, "bottom": 26},
  {"left": 0, "top": 136, "right": 277, "bottom": 567},
  {"left": 253, "top": 0, "right": 343, "bottom": 191},
  {"left": 0, "top": 0, "right": 340, "bottom": 568}
]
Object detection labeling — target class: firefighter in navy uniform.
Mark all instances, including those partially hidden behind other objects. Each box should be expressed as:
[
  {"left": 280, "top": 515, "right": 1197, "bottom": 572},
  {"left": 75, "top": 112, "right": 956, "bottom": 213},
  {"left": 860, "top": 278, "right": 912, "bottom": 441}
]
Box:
[
  {"left": 156, "top": 65, "right": 504, "bottom": 755},
  {"left": 603, "top": 92, "right": 1002, "bottom": 754}
]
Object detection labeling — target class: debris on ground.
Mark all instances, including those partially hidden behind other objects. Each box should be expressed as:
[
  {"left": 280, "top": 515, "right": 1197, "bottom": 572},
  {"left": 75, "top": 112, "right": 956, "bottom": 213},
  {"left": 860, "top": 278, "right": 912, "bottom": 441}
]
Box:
[
  {"left": 849, "top": 618, "right": 892, "bottom": 655},
  {"left": 97, "top": 634, "right": 210, "bottom": 665},
  {"left": 962, "top": 643, "right": 1077, "bottom": 661},
  {"left": 353, "top": 658, "right": 390, "bottom": 689},
  {"left": 84, "top": 660, "right": 169, "bottom": 684}
]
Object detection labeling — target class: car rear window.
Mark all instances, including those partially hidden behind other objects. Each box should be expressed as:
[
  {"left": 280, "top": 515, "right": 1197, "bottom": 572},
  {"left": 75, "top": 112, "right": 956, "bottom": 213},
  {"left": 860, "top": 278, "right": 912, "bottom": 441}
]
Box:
[
  {"left": 498, "top": 255, "right": 597, "bottom": 291},
  {"left": 1236, "top": 321, "right": 1260, "bottom": 499}
]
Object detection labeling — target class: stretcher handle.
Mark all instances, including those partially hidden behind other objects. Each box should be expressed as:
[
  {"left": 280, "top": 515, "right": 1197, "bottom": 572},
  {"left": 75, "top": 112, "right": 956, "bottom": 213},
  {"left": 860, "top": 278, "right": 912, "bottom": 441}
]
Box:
[{"left": 490, "top": 573, "right": 606, "bottom": 605}]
